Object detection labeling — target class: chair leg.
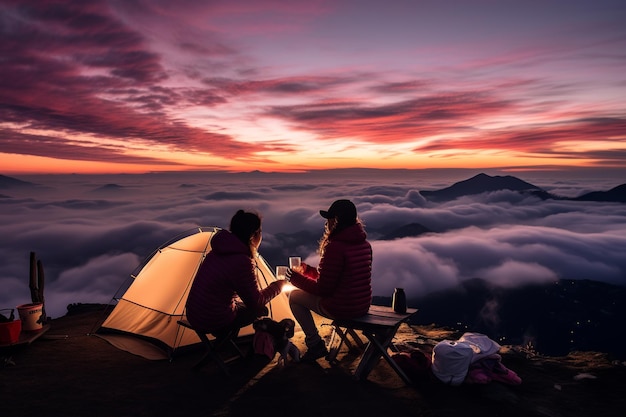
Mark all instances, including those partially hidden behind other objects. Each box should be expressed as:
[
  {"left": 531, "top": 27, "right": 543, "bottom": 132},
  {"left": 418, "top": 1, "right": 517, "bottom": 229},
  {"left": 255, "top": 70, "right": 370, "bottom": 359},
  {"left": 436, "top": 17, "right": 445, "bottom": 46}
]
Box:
[
  {"left": 193, "top": 331, "right": 231, "bottom": 376},
  {"left": 213, "top": 328, "right": 245, "bottom": 358},
  {"left": 327, "top": 323, "right": 368, "bottom": 362},
  {"left": 326, "top": 325, "right": 347, "bottom": 362},
  {"left": 193, "top": 328, "right": 247, "bottom": 376}
]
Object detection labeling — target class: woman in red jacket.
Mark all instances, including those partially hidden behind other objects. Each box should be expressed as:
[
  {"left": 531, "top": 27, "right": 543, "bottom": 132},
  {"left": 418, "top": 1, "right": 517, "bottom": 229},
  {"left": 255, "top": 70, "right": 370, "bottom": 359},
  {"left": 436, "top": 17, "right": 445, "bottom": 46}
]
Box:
[
  {"left": 186, "top": 210, "right": 287, "bottom": 338},
  {"left": 287, "top": 199, "right": 372, "bottom": 362}
]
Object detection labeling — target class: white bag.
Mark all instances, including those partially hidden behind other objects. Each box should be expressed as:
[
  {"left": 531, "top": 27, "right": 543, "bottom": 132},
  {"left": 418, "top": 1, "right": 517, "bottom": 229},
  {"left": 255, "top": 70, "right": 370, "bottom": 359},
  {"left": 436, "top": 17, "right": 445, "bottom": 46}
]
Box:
[
  {"left": 431, "top": 340, "right": 474, "bottom": 386},
  {"left": 458, "top": 332, "right": 501, "bottom": 362}
]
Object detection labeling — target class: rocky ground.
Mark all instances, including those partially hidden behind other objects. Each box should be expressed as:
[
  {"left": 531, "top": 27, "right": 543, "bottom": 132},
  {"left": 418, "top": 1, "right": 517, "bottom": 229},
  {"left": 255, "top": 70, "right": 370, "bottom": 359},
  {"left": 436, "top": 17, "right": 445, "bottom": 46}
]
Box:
[{"left": 1, "top": 307, "right": 625, "bottom": 417}]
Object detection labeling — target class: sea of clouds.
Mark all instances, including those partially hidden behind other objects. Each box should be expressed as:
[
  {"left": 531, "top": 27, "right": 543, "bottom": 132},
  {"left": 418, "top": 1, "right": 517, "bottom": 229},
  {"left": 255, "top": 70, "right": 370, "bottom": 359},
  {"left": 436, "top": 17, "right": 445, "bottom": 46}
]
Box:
[{"left": 1, "top": 169, "right": 625, "bottom": 319}]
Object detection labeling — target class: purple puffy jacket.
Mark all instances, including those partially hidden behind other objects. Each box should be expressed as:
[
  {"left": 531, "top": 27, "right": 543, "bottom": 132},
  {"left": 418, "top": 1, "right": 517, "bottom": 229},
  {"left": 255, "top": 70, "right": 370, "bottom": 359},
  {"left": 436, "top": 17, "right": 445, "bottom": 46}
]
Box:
[{"left": 186, "top": 229, "right": 282, "bottom": 333}]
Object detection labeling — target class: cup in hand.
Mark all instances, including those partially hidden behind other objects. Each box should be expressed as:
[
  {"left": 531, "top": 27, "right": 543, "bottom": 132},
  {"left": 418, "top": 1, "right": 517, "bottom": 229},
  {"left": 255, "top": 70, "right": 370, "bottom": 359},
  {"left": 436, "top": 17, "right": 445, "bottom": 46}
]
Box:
[
  {"left": 289, "top": 256, "right": 301, "bottom": 270},
  {"left": 276, "top": 266, "right": 289, "bottom": 280}
]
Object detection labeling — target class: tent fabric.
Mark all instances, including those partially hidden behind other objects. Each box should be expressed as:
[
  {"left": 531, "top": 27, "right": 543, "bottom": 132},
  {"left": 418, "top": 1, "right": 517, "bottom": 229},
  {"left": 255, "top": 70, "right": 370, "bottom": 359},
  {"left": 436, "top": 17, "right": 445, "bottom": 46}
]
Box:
[
  {"left": 97, "top": 226, "right": 295, "bottom": 359},
  {"left": 94, "top": 333, "right": 167, "bottom": 360}
]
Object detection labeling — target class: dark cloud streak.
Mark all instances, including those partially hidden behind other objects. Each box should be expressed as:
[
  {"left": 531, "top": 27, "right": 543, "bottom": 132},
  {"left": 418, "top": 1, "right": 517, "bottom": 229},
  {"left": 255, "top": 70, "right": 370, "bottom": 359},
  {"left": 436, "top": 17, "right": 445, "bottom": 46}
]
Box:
[
  {"left": 1, "top": 1, "right": 624, "bottom": 171},
  {"left": 0, "top": 130, "right": 183, "bottom": 165},
  {"left": 265, "top": 92, "right": 514, "bottom": 143},
  {"left": 0, "top": 1, "right": 272, "bottom": 163}
]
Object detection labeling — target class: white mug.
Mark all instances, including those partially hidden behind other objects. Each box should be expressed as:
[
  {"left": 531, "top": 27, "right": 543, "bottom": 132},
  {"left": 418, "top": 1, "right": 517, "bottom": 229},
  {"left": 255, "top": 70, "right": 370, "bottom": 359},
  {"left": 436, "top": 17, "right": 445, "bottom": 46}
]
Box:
[
  {"left": 276, "top": 265, "right": 289, "bottom": 279},
  {"left": 289, "top": 257, "right": 301, "bottom": 269}
]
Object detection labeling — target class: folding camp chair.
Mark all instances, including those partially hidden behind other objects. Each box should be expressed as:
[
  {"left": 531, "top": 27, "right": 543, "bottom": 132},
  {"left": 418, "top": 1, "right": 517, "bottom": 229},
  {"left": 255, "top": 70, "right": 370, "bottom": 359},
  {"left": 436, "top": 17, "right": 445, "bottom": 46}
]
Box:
[{"left": 177, "top": 320, "right": 245, "bottom": 376}]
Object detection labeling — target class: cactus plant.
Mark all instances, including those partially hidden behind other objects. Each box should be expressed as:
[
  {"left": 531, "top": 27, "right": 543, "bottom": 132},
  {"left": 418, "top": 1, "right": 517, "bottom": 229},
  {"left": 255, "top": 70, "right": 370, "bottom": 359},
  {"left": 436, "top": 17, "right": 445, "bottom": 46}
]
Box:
[{"left": 28, "top": 251, "right": 47, "bottom": 322}]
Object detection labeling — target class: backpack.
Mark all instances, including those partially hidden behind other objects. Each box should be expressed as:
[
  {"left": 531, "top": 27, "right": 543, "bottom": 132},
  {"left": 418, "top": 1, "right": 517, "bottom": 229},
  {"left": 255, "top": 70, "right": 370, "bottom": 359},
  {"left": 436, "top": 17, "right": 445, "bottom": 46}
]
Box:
[{"left": 252, "top": 318, "right": 300, "bottom": 364}]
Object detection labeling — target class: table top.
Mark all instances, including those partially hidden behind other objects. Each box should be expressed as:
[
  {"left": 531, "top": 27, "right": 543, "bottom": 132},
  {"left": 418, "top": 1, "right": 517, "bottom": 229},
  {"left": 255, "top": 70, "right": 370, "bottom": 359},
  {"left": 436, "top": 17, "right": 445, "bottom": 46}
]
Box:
[
  {"left": 333, "top": 305, "right": 418, "bottom": 328},
  {"left": 368, "top": 304, "right": 418, "bottom": 317}
]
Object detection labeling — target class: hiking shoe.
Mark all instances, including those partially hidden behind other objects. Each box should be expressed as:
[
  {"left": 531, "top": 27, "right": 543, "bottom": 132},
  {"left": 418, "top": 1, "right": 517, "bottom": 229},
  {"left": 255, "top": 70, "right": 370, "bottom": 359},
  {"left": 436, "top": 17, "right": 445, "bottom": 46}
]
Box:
[{"left": 301, "top": 341, "right": 329, "bottom": 363}]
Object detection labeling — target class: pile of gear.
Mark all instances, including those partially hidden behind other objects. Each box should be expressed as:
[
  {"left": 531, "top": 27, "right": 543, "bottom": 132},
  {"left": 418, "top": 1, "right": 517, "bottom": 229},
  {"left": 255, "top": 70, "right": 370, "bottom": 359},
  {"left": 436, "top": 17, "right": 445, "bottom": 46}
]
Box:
[{"left": 393, "top": 332, "right": 522, "bottom": 386}]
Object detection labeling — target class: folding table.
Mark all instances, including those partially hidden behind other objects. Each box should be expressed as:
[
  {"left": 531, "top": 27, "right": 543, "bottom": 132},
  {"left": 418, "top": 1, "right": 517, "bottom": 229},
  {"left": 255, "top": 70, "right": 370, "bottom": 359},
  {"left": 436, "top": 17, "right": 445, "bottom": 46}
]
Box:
[{"left": 327, "top": 305, "right": 418, "bottom": 384}]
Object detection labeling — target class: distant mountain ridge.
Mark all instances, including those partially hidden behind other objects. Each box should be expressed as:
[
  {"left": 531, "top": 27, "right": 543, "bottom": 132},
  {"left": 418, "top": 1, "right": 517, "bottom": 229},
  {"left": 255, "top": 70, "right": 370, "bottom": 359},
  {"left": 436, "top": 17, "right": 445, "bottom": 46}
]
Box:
[
  {"left": 420, "top": 173, "right": 541, "bottom": 201},
  {"left": 574, "top": 183, "right": 626, "bottom": 203},
  {"left": 1, "top": 172, "right": 624, "bottom": 203},
  {"left": 379, "top": 222, "right": 433, "bottom": 240},
  {"left": 0, "top": 174, "right": 36, "bottom": 189},
  {"left": 89, "top": 184, "right": 126, "bottom": 193},
  {"left": 419, "top": 173, "right": 554, "bottom": 202},
  {"left": 420, "top": 173, "right": 625, "bottom": 203}
]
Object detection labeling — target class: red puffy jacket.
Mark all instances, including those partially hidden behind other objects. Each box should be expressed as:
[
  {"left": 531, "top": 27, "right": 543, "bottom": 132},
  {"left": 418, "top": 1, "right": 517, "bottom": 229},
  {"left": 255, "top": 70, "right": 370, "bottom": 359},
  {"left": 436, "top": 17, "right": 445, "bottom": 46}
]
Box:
[
  {"left": 289, "top": 222, "right": 372, "bottom": 319},
  {"left": 186, "top": 229, "right": 282, "bottom": 333}
]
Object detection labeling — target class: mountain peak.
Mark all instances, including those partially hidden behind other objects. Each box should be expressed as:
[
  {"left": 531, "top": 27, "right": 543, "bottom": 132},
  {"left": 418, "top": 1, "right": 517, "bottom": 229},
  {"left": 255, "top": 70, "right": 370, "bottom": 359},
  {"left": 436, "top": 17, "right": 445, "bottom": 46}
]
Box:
[
  {"left": 379, "top": 222, "right": 433, "bottom": 240},
  {"left": 575, "top": 183, "right": 626, "bottom": 203},
  {"left": 420, "top": 173, "right": 543, "bottom": 201},
  {"left": 0, "top": 174, "right": 36, "bottom": 189}
]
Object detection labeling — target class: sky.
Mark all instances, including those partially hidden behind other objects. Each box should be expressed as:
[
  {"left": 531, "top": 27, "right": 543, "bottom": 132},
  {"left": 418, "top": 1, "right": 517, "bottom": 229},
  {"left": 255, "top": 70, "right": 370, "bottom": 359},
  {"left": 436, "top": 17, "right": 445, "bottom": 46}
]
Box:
[
  {"left": 1, "top": 170, "right": 625, "bottom": 319},
  {"left": 1, "top": 0, "right": 626, "bottom": 174}
]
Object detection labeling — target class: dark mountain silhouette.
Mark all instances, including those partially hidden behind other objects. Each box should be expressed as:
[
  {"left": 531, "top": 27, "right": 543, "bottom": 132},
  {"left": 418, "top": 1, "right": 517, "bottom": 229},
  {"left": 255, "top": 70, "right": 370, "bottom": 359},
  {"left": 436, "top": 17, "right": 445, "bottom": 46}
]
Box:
[
  {"left": 89, "top": 183, "right": 126, "bottom": 193},
  {"left": 417, "top": 173, "right": 625, "bottom": 204},
  {"left": 420, "top": 173, "right": 550, "bottom": 201},
  {"left": 0, "top": 174, "right": 36, "bottom": 189},
  {"left": 372, "top": 278, "right": 626, "bottom": 359},
  {"left": 379, "top": 222, "right": 433, "bottom": 240},
  {"left": 574, "top": 183, "right": 626, "bottom": 203}
]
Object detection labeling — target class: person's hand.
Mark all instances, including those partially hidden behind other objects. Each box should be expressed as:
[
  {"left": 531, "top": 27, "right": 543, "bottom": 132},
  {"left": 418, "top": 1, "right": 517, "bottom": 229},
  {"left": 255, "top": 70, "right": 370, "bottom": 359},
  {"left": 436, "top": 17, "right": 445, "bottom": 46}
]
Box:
[{"left": 292, "top": 263, "right": 306, "bottom": 274}]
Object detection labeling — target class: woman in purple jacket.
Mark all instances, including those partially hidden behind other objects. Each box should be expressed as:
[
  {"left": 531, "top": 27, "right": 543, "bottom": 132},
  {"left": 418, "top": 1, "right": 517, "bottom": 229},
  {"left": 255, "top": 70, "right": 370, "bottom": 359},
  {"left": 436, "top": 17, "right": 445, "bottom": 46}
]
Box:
[
  {"left": 186, "top": 210, "right": 287, "bottom": 337},
  {"left": 287, "top": 199, "right": 372, "bottom": 362}
]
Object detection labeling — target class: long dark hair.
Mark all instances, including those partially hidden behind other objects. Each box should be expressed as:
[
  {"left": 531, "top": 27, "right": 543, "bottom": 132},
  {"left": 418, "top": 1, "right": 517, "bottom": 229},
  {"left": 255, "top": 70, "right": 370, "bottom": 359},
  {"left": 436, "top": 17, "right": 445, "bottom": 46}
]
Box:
[
  {"left": 229, "top": 209, "right": 262, "bottom": 256},
  {"left": 318, "top": 217, "right": 362, "bottom": 257}
]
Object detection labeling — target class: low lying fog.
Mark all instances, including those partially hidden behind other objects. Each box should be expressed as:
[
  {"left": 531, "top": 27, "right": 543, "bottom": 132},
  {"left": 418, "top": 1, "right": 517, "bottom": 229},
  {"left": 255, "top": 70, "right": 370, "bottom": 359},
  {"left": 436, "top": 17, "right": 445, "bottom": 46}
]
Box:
[{"left": 2, "top": 169, "right": 625, "bottom": 319}]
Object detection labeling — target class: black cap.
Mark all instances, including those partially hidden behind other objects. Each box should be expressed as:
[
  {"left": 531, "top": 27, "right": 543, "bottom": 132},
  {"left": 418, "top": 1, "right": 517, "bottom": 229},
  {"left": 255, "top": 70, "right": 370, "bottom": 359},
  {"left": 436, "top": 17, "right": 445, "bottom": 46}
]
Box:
[{"left": 320, "top": 199, "right": 357, "bottom": 222}]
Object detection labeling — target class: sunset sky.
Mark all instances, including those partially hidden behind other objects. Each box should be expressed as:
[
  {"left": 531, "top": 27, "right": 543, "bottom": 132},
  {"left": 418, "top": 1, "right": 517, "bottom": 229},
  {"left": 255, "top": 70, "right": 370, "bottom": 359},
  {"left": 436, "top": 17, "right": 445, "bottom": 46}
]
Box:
[{"left": 1, "top": 0, "right": 625, "bottom": 174}]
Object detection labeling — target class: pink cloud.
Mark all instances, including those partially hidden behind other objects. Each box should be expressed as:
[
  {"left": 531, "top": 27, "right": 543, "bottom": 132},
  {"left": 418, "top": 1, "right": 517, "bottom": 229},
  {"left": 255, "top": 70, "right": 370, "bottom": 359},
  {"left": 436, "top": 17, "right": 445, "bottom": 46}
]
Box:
[{"left": 0, "top": 1, "right": 278, "bottom": 162}]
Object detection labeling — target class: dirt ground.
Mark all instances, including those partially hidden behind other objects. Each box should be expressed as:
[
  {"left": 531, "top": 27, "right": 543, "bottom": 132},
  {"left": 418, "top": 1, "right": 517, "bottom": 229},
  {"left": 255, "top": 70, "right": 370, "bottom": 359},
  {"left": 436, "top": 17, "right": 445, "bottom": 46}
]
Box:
[{"left": 1, "top": 307, "right": 625, "bottom": 417}]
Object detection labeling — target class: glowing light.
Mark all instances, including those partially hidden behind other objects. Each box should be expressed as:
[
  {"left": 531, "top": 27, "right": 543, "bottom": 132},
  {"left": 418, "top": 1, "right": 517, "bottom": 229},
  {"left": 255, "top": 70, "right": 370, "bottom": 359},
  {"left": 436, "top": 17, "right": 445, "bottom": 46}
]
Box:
[{"left": 281, "top": 283, "right": 296, "bottom": 293}]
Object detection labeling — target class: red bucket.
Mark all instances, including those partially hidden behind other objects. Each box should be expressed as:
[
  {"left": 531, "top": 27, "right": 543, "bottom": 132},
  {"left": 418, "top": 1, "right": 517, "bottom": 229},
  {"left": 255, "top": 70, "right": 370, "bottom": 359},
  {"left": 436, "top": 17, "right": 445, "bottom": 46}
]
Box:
[{"left": 0, "top": 320, "right": 22, "bottom": 344}]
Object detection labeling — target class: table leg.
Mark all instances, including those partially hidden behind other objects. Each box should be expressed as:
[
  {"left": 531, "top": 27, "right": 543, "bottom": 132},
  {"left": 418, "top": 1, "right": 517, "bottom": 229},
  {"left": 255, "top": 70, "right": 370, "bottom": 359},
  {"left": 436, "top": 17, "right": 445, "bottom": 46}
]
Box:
[{"left": 352, "top": 327, "right": 412, "bottom": 385}]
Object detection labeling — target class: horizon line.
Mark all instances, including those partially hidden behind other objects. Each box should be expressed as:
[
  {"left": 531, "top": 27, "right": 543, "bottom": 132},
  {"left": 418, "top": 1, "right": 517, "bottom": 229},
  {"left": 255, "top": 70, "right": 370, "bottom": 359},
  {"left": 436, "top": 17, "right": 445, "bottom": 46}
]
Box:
[{"left": 5, "top": 165, "right": 626, "bottom": 177}]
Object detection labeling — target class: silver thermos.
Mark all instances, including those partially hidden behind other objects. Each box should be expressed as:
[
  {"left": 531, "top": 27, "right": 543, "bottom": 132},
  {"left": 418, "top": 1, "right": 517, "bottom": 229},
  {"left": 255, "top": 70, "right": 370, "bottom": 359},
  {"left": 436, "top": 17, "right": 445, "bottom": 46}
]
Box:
[{"left": 392, "top": 287, "right": 406, "bottom": 313}]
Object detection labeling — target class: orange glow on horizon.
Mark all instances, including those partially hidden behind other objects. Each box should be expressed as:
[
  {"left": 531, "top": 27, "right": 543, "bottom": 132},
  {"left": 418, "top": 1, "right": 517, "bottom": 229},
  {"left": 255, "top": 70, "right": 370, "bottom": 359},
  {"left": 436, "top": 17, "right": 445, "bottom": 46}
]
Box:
[
  {"left": 0, "top": 149, "right": 612, "bottom": 176},
  {"left": 1, "top": 2, "right": 625, "bottom": 176},
  {"left": 0, "top": 154, "right": 180, "bottom": 175}
]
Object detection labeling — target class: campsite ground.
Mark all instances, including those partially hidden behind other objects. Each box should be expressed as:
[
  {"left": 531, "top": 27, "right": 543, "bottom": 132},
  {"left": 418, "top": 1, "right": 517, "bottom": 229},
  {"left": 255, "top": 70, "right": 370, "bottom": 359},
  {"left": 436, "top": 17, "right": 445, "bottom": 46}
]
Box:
[{"left": 2, "top": 306, "right": 625, "bottom": 417}]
